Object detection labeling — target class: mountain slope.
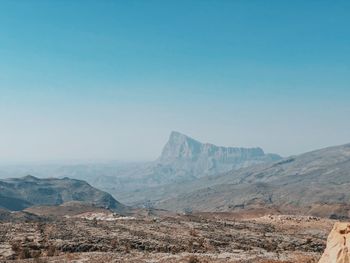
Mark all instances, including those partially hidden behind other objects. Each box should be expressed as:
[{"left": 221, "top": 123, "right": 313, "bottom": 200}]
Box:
[
  {"left": 0, "top": 175, "right": 126, "bottom": 212},
  {"left": 154, "top": 143, "right": 350, "bottom": 218}
]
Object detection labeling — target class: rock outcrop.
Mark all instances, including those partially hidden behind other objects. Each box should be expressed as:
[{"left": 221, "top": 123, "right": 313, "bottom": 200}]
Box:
[{"left": 319, "top": 222, "right": 350, "bottom": 263}]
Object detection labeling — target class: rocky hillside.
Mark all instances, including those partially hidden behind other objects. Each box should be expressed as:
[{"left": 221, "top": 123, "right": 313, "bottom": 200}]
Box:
[
  {"left": 0, "top": 175, "right": 126, "bottom": 212},
  {"left": 152, "top": 143, "right": 350, "bottom": 218}
]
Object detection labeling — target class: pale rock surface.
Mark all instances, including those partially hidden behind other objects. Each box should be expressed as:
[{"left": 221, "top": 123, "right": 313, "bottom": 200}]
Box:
[{"left": 319, "top": 222, "right": 350, "bottom": 263}]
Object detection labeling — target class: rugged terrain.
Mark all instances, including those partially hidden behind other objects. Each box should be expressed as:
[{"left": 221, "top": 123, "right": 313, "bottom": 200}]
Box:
[
  {"left": 0, "top": 176, "right": 125, "bottom": 213},
  {"left": 125, "top": 143, "right": 350, "bottom": 219},
  {"left": 0, "top": 132, "right": 281, "bottom": 204},
  {"left": 0, "top": 208, "right": 333, "bottom": 263}
]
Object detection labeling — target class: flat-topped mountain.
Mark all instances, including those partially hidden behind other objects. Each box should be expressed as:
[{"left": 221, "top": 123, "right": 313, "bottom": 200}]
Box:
[
  {"left": 0, "top": 175, "right": 126, "bottom": 212},
  {"left": 110, "top": 132, "right": 281, "bottom": 203},
  {"left": 158, "top": 131, "right": 281, "bottom": 178},
  {"left": 160, "top": 131, "right": 267, "bottom": 161}
]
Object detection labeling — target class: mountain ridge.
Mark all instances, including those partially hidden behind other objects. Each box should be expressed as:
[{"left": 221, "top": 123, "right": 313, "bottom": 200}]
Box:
[
  {"left": 159, "top": 131, "right": 269, "bottom": 161},
  {"left": 0, "top": 132, "right": 282, "bottom": 205},
  {"left": 153, "top": 142, "right": 350, "bottom": 218},
  {"left": 0, "top": 175, "right": 126, "bottom": 213}
]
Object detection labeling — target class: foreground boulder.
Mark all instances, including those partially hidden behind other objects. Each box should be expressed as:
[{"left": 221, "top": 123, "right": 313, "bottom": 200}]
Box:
[{"left": 319, "top": 222, "right": 350, "bottom": 263}]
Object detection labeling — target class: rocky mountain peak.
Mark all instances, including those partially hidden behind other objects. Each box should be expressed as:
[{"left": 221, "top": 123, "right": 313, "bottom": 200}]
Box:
[
  {"left": 158, "top": 131, "right": 281, "bottom": 175},
  {"left": 160, "top": 131, "right": 269, "bottom": 160},
  {"left": 160, "top": 131, "right": 202, "bottom": 161}
]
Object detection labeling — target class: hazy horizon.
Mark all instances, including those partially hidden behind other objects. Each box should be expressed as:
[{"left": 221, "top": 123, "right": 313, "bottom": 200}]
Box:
[{"left": 1, "top": 1, "right": 349, "bottom": 162}]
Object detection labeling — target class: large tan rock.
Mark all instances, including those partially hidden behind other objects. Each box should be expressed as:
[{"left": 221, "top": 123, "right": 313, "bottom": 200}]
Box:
[{"left": 319, "top": 222, "right": 350, "bottom": 263}]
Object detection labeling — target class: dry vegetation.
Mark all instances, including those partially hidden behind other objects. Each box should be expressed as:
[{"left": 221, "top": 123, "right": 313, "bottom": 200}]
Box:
[{"left": 0, "top": 211, "right": 334, "bottom": 263}]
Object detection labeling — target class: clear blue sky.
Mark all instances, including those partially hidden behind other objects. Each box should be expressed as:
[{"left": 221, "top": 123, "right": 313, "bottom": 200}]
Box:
[{"left": 0, "top": 0, "right": 349, "bottom": 161}]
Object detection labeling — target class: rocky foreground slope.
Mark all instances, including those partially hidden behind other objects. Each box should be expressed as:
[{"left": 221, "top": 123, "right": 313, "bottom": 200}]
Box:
[
  {"left": 0, "top": 210, "right": 333, "bottom": 262},
  {"left": 0, "top": 176, "right": 126, "bottom": 213}
]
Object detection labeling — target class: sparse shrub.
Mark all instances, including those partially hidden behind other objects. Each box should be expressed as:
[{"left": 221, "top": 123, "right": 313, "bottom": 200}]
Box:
[
  {"left": 37, "top": 223, "right": 45, "bottom": 234},
  {"left": 188, "top": 255, "right": 201, "bottom": 263},
  {"left": 19, "top": 247, "right": 32, "bottom": 259},
  {"left": 92, "top": 218, "right": 98, "bottom": 226},
  {"left": 111, "top": 238, "right": 118, "bottom": 249},
  {"left": 187, "top": 240, "right": 194, "bottom": 252},
  {"left": 11, "top": 241, "right": 21, "bottom": 253},
  {"left": 189, "top": 228, "right": 198, "bottom": 237},
  {"left": 11, "top": 240, "right": 32, "bottom": 259},
  {"left": 32, "top": 250, "right": 41, "bottom": 258},
  {"left": 47, "top": 244, "right": 57, "bottom": 257},
  {"left": 124, "top": 243, "right": 131, "bottom": 253},
  {"left": 197, "top": 238, "right": 205, "bottom": 248}
]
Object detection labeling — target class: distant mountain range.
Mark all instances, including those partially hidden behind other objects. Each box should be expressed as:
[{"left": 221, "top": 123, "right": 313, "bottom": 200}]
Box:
[
  {"left": 0, "top": 175, "right": 126, "bottom": 213},
  {"left": 108, "top": 131, "right": 280, "bottom": 200},
  {"left": 150, "top": 143, "right": 350, "bottom": 218},
  {"left": 2, "top": 131, "right": 350, "bottom": 219},
  {"left": 0, "top": 132, "right": 281, "bottom": 204}
]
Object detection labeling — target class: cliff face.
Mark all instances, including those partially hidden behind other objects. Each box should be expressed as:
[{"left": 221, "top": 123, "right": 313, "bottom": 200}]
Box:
[
  {"left": 158, "top": 131, "right": 281, "bottom": 178},
  {"left": 319, "top": 222, "right": 350, "bottom": 263}
]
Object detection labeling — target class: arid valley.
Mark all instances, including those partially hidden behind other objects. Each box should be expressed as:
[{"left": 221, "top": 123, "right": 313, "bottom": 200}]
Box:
[
  {"left": 1, "top": 132, "right": 350, "bottom": 262},
  {"left": 1, "top": 1, "right": 350, "bottom": 262},
  {"left": 0, "top": 204, "right": 334, "bottom": 263}
]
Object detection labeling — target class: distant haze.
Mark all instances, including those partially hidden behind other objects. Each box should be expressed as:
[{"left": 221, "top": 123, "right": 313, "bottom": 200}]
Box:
[{"left": 0, "top": 1, "right": 349, "bottom": 162}]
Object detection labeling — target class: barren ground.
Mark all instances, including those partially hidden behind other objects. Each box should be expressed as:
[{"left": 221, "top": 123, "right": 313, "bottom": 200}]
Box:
[{"left": 0, "top": 210, "right": 334, "bottom": 263}]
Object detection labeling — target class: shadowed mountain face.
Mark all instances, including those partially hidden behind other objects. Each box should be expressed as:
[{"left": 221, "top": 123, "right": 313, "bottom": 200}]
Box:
[
  {"left": 153, "top": 143, "right": 350, "bottom": 218},
  {"left": 0, "top": 175, "right": 126, "bottom": 212}
]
